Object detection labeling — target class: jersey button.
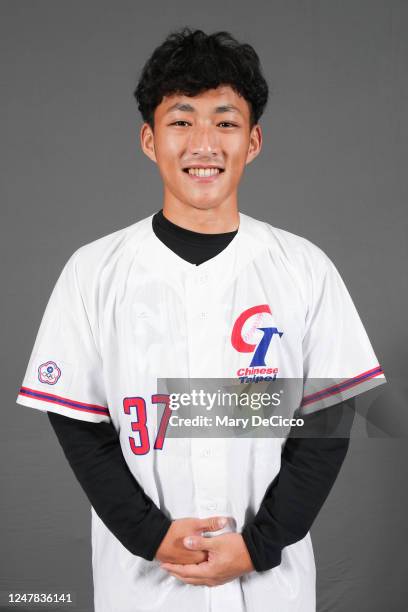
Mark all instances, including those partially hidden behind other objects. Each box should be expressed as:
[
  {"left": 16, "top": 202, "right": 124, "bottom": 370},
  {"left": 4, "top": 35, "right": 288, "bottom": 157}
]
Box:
[{"left": 198, "top": 273, "right": 208, "bottom": 284}]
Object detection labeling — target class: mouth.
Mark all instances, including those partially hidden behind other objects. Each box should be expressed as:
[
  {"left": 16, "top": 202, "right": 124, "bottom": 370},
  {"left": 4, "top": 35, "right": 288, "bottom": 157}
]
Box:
[{"left": 182, "top": 167, "right": 225, "bottom": 182}]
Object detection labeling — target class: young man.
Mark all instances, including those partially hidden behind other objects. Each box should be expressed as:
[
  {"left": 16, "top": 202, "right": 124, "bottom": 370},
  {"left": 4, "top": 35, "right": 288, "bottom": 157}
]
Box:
[{"left": 16, "top": 28, "right": 386, "bottom": 612}]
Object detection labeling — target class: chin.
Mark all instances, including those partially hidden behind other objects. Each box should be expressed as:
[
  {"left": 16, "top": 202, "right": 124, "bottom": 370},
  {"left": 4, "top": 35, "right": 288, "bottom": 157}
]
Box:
[
  {"left": 187, "top": 193, "right": 227, "bottom": 210},
  {"left": 189, "top": 201, "right": 219, "bottom": 210}
]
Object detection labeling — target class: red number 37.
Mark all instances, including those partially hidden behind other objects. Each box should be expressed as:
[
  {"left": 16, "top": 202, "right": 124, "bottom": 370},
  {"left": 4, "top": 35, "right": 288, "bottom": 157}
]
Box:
[{"left": 123, "top": 394, "right": 172, "bottom": 455}]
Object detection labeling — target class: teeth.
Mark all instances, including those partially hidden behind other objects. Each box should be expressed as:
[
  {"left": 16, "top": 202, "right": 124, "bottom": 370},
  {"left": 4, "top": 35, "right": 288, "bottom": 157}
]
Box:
[{"left": 187, "top": 168, "right": 220, "bottom": 177}]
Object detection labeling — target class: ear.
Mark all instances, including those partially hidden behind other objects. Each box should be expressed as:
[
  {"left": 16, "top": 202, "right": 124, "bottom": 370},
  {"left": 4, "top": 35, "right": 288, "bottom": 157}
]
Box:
[
  {"left": 140, "top": 122, "right": 157, "bottom": 164},
  {"left": 246, "top": 124, "right": 263, "bottom": 165}
]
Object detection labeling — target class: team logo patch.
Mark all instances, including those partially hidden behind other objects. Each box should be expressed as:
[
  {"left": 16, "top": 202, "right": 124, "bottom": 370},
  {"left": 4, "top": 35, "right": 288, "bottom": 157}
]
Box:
[
  {"left": 38, "top": 360, "right": 61, "bottom": 385},
  {"left": 231, "top": 304, "right": 283, "bottom": 383}
]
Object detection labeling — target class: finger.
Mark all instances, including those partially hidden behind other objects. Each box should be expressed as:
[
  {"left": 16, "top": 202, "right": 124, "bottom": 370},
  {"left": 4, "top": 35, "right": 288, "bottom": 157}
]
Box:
[
  {"left": 183, "top": 535, "right": 215, "bottom": 551},
  {"left": 160, "top": 563, "right": 186, "bottom": 573},
  {"left": 195, "top": 516, "right": 228, "bottom": 532},
  {"left": 160, "top": 562, "right": 210, "bottom": 579},
  {"left": 183, "top": 551, "right": 208, "bottom": 564},
  {"left": 166, "top": 568, "right": 219, "bottom": 587},
  {"left": 170, "top": 575, "right": 211, "bottom": 586},
  {"left": 169, "top": 550, "right": 208, "bottom": 565}
]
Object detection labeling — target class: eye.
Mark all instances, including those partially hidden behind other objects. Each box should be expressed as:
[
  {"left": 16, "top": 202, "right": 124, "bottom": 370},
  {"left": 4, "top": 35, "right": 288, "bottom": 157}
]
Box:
[
  {"left": 170, "top": 120, "right": 191, "bottom": 127},
  {"left": 218, "top": 122, "right": 238, "bottom": 128}
]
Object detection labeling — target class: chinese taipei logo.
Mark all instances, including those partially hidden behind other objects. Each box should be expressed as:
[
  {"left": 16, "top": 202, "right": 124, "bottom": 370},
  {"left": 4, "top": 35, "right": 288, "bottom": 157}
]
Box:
[
  {"left": 38, "top": 360, "right": 61, "bottom": 385},
  {"left": 231, "top": 304, "right": 283, "bottom": 383}
]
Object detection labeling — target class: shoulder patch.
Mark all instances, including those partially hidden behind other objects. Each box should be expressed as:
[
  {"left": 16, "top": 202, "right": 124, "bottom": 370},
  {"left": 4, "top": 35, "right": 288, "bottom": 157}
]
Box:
[{"left": 38, "top": 361, "right": 61, "bottom": 385}]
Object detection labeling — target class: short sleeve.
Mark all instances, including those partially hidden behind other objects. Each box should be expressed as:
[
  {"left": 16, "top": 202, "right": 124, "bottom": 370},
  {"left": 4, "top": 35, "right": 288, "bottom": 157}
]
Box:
[
  {"left": 300, "top": 251, "right": 386, "bottom": 414},
  {"left": 16, "top": 250, "right": 110, "bottom": 423}
]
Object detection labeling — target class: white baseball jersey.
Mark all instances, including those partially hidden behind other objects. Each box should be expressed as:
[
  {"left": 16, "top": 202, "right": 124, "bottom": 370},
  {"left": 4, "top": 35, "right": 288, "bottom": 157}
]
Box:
[{"left": 16, "top": 212, "right": 386, "bottom": 612}]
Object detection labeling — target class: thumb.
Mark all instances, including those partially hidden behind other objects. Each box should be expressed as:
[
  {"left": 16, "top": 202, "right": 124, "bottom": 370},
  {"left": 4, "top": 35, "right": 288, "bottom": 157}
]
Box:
[
  {"left": 183, "top": 535, "right": 215, "bottom": 551},
  {"left": 195, "top": 516, "right": 228, "bottom": 532}
]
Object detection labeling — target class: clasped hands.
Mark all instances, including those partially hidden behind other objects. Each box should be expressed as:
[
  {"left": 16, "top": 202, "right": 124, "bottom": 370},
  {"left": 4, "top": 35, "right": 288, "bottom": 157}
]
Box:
[{"left": 156, "top": 516, "right": 254, "bottom": 587}]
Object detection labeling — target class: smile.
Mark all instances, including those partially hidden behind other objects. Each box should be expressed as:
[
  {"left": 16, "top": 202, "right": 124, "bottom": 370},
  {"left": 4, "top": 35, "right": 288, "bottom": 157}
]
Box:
[
  {"left": 184, "top": 167, "right": 223, "bottom": 177},
  {"left": 182, "top": 167, "right": 225, "bottom": 182}
]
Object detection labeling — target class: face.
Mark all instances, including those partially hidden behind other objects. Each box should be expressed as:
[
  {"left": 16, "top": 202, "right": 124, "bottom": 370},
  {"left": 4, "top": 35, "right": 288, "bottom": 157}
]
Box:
[{"left": 140, "top": 85, "right": 262, "bottom": 213}]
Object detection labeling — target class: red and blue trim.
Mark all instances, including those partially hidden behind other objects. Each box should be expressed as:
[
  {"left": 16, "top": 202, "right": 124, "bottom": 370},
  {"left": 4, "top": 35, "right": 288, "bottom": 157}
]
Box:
[
  {"left": 301, "top": 365, "right": 384, "bottom": 407},
  {"left": 18, "top": 386, "right": 110, "bottom": 417}
]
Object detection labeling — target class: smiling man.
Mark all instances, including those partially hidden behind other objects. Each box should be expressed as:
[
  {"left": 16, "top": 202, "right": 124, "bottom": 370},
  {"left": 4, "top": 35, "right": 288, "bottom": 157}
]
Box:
[{"left": 16, "top": 28, "right": 386, "bottom": 612}]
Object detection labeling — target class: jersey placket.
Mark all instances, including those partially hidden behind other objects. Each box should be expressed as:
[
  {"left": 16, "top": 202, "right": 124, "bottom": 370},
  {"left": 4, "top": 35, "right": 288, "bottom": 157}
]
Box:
[{"left": 184, "top": 265, "right": 229, "bottom": 520}]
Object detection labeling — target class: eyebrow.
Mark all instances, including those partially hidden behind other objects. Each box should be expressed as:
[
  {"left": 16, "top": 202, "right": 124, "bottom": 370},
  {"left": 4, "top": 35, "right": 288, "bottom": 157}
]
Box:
[{"left": 166, "top": 102, "right": 243, "bottom": 115}]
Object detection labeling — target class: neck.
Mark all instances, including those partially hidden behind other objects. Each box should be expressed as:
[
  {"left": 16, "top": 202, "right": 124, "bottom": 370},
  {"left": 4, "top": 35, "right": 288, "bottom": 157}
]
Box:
[{"left": 162, "top": 196, "right": 239, "bottom": 234}]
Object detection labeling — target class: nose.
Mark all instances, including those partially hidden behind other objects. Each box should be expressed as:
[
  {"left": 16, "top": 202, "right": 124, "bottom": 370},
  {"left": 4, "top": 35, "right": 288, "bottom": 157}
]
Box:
[{"left": 188, "top": 123, "right": 220, "bottom": 156}]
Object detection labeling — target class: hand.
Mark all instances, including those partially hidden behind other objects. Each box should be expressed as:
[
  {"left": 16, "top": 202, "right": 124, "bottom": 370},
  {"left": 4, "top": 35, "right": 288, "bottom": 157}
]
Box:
[
  {"left": 160, "top": 532, "right": 255, "bottom": 586},
  {"left": 155, "top": 516, "right": 228, "bottom": 564}
]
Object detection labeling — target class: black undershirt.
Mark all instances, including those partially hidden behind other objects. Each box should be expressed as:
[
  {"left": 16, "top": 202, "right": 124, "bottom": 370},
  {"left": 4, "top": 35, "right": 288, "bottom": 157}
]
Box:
[
  {"left": 47, "top": 209, "right": 354, "bottom": 571},
  {"left": 152, "top": 208, "right": 238, "bottom": 265}
]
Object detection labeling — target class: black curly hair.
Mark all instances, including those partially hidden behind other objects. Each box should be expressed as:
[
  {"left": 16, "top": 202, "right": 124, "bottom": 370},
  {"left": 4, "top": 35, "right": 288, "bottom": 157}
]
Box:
[{"left": 134, "top": 27, "right": 269, "bottom": 129}]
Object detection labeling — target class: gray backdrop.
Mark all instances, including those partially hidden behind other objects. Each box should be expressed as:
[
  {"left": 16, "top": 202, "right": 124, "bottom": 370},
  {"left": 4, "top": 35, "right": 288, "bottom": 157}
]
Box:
[{"left": 1, "top": 1, "right": 407, "bottom": 611}]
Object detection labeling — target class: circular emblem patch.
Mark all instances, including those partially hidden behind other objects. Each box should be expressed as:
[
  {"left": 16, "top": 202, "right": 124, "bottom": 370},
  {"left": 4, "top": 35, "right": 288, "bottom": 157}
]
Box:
[{"left": 38, "top": 361, "right": 61, "bottom": 385}]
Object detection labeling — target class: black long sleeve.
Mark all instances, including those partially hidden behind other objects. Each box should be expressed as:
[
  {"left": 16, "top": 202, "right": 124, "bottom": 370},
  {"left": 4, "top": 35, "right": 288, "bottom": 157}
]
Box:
[
  {"left": 47, "top": 411, "right": 171, "bottom": 560},
  {"left": 242, "top": 399, "right": 355, "bottom": 572}
]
